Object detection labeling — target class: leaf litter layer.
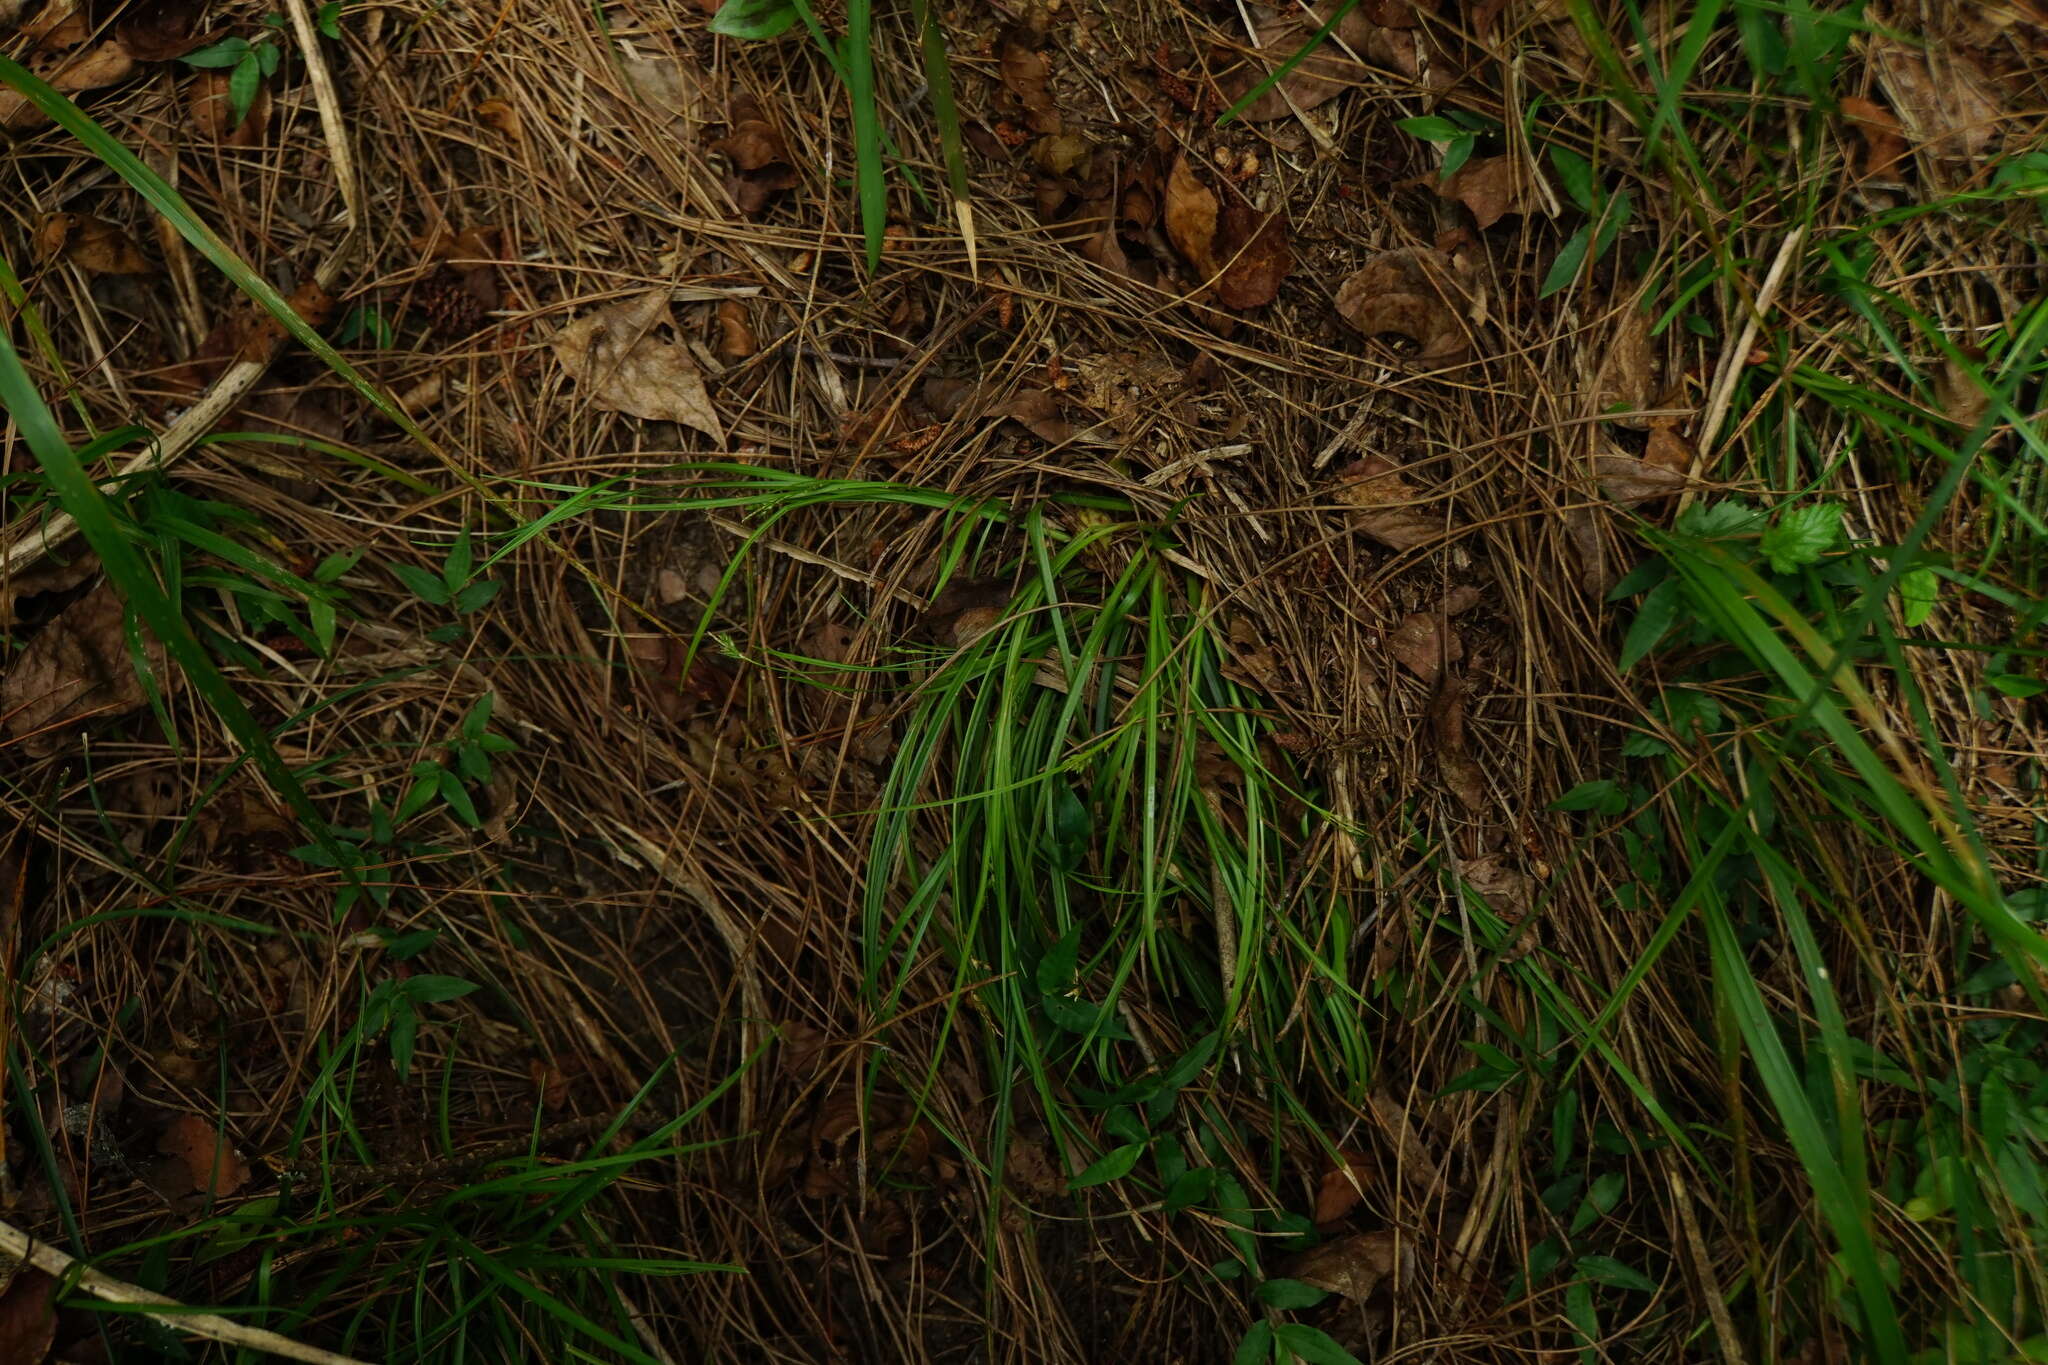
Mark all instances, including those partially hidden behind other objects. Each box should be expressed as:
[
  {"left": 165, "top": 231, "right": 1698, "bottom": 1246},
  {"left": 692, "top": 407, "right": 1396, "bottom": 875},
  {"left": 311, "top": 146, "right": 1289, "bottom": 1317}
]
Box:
[{"left": 2, "top": 0, "right": 2047, "bottom": 1362}]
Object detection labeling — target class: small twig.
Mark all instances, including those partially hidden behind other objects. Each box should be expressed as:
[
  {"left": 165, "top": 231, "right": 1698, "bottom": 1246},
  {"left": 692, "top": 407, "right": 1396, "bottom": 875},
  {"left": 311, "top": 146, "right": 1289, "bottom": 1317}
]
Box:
[
  {"left": 707, "top": 514, "right": 927, "bottom": 608},
  {"left": 1696, "top": 228, "right": 1805, "bottom": 462},
  {"left": 0, "top": 1217, "right": 372, "bottom": 1365}
]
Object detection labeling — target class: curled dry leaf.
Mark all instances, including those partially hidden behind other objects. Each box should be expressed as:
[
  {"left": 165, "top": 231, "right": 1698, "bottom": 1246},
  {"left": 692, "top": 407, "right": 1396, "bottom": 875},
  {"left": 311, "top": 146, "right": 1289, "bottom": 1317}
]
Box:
[
  {"left": 1, "top": 39, "right": 136, "bottom": 130},
  {"left": 1594, "top": 426, "right": 1693, "bottom": 504},
  {"left": 551, "top": 291, "right": 725, "bottom": 442},
  {"left": 998, "top": 26, "right": 1060, "bottom": 135},
  {"left": 1462, "top": 851, "right": 1531, "bottom": 919},
  {"left": 188, "top": 68, "right": 272, "bottom": 145},
  {"left": 1331, "top": 455, "right": 1439, "bottom": 551},
  {"left": 0, "top": 580, "right": 170, "bottom": 757},
  {"left": 1312, "top": 1149, "right": 1375, "bottom": 1225},
  {"left": 1431, "top": 673, "right": 1489, "bottom": 811},
  {"left": 715, "top": 94, "right": 799, "bottom": 215},
  {"left": 617, "top": 54, "right": 704, "bottom": 132},
  {"left": 115, "top": 0, "right": 212, "bottom": 60},
  {"left": 1164, "top": 154, "right": 1220, "bottom": 276},
  {"left": 1289, "top": 1230, "right": 1404, "bottom": 1302},
  {"left": 23, "top": 0, "right": 89, "bottom": 49},
  {"left": 475, "top": 96, "right": 521, "bottom": 140},
  {"left": 1867, "top": 35, "right": 2006, "bottom": 163},
  {"left": 156, "top": 1113, "right": 252, "bottom": 1198},
  {"left": 1436, "top": 155, "right": 1537, "bottom": 230},
  {"left": 716, "top": 298, "right": 758, "bottom": 359},
  {"left": 1387, "top": 610, "right": 1461, "bottom": 685},
  {"left": 1840, "top": 96, "right": 1907, "bottom": 178},
  {"left": 0, "top": 1268, "right": 58, "bottom": 1365},
  {"left": 1003, "top": 389, "right": 1072, "bottom": 444},
  {"left": 33, "top": 213, "right": 152, "bottom": 274},
  {"left": 0, "top": 552, "right": 99, "bottom": 627},
  {"left": 1336, "top": 247, "right": 1469, "bottom": 361}
]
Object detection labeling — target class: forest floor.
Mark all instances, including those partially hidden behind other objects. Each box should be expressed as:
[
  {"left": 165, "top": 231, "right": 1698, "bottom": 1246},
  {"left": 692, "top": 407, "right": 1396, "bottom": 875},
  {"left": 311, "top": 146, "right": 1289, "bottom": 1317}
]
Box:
[{"left": 2, "top": 0, "right": 2047, "bottom": 1362}]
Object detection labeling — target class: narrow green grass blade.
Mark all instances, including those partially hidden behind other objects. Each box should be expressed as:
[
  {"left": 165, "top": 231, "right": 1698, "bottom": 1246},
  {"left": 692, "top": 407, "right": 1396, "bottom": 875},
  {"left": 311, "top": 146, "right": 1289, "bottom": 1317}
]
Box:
[
  {"left": 0, "top": 312, "right": 355, "bottom": 879},
  {"left": 1214, "top": 0, "right": 1360, "bottom": 128},
  {"left": 845, "top": 0, "right": 885, "bottom": 271}
]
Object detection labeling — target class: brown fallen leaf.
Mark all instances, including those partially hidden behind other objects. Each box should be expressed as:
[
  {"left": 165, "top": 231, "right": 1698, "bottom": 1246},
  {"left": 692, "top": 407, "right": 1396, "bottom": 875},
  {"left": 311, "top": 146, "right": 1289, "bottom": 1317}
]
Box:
[
  {"left": 0, "top": 580, "right": 169, "bottom": 757},
  {"left": 1164, "top": 154, "right": 1220, "bottom": 275},
  {"left": 1436, "top": 155, "right": 1537, "bottom": 230},
  {"left": 1840, "top": 95, "right": 1907, "bottom": 178},
  {"left": 1331, "top": 455, "right": 1440, "bottom": 551},
  {"left": 1594, "top": 426, "right": 1693, "bottom": 504},
  {"left": 716, "top": 299, "right": 758, "bottom": 359},
  {"left": 188, "top": 68, "right": 271, "bottom": 145},
  {"left": 0, "top": 552, "right": 100, "bottom": 626},
  {"left": 1867, "top": 35, "right": 2007, "bottom": 163},
  {"left": 617, "top": 53, "right": 704, "bottom": 131},
  {"left": 1935, "top": 350, "right": 1991, "bottom": 429},
  {"left": 156, "top": 1113, "right": 251, "bottom": 1198},
  {"left": 1462, "top": 851, "right": 1531, "bottom": 919},
  {"left": 0, "top": 1268, "right": 57, "bottom": 1365},
  {"left": 1312, "top": 1149, "right": 1376, "bottom": 1225},
  {"left": 1031, "top": 130, "right": 1092, "bottom": 177},
  {"left": 1214, "top": 201, "right": 1292, "bottom": 309},
  {"left": 551, "top": 291, "right": 724, "bottom": 442},
  {"left": 475, "top": 95, "right": 521, "bottom": 140},
  {"left": 1335, "top": 247, "right": 1469, "bottom": 361},
  {"left": 1593, "top": 305, "right": 1656, "bottom": 427},
  {"left": 1387, "top": 610, "right": 1461, "bottom": 685},
  {"left": 114, "top": 0, "right": 212, "bottom": 60},
  {"left": 1289, "top": 1230, "right": 1403, "bottom": 1302},
  {"left": 1431, "top": 672, "right": 1489, "bottom": 812},
  {"left": 23, "top": 0, "right": 89, "bottom": 49},
  {"left": 998, "top": 26, "right": 1061, "bottom": 135},
  {"left": 0, "top": 38, "right": 136, "bottom": 130},
  {"left": 1002, "top": 389, "right": 1072, "bottom": 444},
  {"left": 33, "top": 213, "right": 152, "bottom": 275},
  {"left": 714, "top": 94, "right": 800, "bottom": 215},
  {"left": 1223, "top": 12, "right": 1379, "bottom": 122}
]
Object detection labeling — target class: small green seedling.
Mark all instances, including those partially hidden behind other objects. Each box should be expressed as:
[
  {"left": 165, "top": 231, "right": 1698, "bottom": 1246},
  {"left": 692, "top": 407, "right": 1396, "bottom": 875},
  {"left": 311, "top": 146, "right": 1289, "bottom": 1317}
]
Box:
[
  {"left": 394, "top": 526, "right": 501, "bottom": 642},
  {"left": 1397, "top": 111, "right": 1498, "bottom": 178},
  {"left": 1541, "top": 147, "right": 1633, "bottom": 297}
]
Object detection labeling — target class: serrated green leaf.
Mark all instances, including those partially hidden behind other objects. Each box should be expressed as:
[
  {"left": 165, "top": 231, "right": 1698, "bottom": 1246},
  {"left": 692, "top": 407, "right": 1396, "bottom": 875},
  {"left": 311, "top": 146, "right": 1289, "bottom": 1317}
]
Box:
[
  {"left": 1068, "top": 1142, "right": 1145, "bottom": 1190},
  {"left": 1676, "top": 499, "right": 1762, "bottom": 539},
  {"left": 1759, "top": 502, "right": 1845, "bottom": 574}
]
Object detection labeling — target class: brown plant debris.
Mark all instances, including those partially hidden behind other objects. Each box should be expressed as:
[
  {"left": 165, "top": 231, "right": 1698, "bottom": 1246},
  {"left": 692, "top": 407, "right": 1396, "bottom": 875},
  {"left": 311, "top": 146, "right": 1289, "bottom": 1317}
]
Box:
[{"left": 551, "top": 291, "right": 724, "bottom": 442}]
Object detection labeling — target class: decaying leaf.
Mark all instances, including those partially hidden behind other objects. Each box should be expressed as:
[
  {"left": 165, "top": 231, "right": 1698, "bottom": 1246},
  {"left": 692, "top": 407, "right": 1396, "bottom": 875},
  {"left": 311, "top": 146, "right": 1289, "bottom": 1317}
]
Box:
[
  {"left": 114, "top": 0, "right": 211, "bottom": 60},
  {"left": 1594, "top": 426, "right": 1693, "bottom": 504},
  {"left": 1331, "top": 455, "right": 1440, "bottom": 551},
  {"left": 1003, "top": 389, "right": 1073, "bottom": 444},
  {"left": 1, "top": 38, "right": 136, "bottom": 130},
  {"left": 1431, "top": 672, "right": 1489, "bottom": 811},
  {"left": 617, "top": 54, "right": 704, "bottom": 131},
  {"left": 0, "top": 580, "right": 169, "bottom": 757},
  {"left": 1867, "top": 35, "right": 2007, "bottom": 163},
  {"left": 1163, "top": 155, "right": 1293, "bottom": 309},
  {"left": 1336, "top": 247, "right": 1469, "bottom": 361},
  {"left": 475, "top": 95, "right": 521, "bottom": 140},
  {"left": 188, "top": 68, "right": 272, "bottom": 145},
  {"left": 998, "top": 26, "right": 1061, "bottom": 135},
  {"left": 0, "top": 1268, "right": 57, "bottom": 1365},
  {"left": 33, "top": 212, "right": 152, "bottom": 274},
  {"left": 0, "top": 552, "right": 99, "bottom": 627},
  {"left": 156, "top": 1113, "right": 252, "bottom": 1198},
  {"left": 1840, "top": 95, "right": 1907, "bottom": 178},
  {"left": 1387, "top": 610, "right": 1461, "bottom": 685},
  {"left": 552, "top": 291, "right": 725, "bottom": 442},
  {"left": 1288, "top": 1230, "right": 1404, "bottom": 1302},
  {"left": 714, "top": 95, "right": 800, "bottom": 215},
  {"left": 716, "top": 299, "right": 758, "bottom": 359},
  {"left": 23, "top": 0, "right": 88, "bottom": 49},
  {"left": 1436, "top": 155, "right": 1537, "bottom": 230},
  {"left": 1223, "top": 9, "right": 1402, "bottom": 121}
]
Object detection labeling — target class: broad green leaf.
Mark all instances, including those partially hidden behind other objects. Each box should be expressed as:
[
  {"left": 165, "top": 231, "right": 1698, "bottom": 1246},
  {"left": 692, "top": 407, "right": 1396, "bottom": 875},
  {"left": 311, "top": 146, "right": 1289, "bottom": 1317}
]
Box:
[
  {"left": 1988, "top": 673, "right": 2045, "bottom": 698},
  {"left": 1897, "top": 566, "right": 1939, "bottom": 626},
  {"left": 1576, "top": 1255, "right": 1657, "bottom": 1292},
  {"left": 708, "top": 0, "right": 801, "bottom": 40},
  {"left": 1620, "top": 579, "right": 1680, "bottom": 671},
  {"left": 1540, "top": 224, "right": 1592, "bottom": 298},
  {"left": 1274, "top": 1323, "right": 1364, "bottom": 1365},
  {"left": 227, "top": 55, "right": 262, "bottom": 127},
  {"left": 1233, "top": 1322, "right": 1275, "bottom": 1365},
  {"left": 1398, "top": 116, "right": 1463, "bottom": 141},
  {"left": 1549, "top": 146, "right": 1597, "bottom": 210},
  {"left": 1552, "top": 779, "right": 1625, "bottom": 814},
  {"left": 1441, "top": 133, "right": 1476, "bottom": 177},
  {"left": 393, "top": 562, "right": 450, "bottom": 605},
  {"left": 1068, "top": 1142, "right": 1144, "bottom": 1190},
  {"left": 1256, "top": 1278, "right": 1328, "bottom": 1309},
  {"left": 183, "top": 38, "right": 252, "bottom": 68}
]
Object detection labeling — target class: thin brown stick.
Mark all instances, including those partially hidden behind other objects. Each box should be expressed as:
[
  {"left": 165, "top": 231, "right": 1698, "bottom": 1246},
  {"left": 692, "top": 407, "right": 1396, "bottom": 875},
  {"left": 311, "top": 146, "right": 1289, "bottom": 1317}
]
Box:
[{"left": 0, "top": 1217, "right": 374, "bottom": 1365}]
